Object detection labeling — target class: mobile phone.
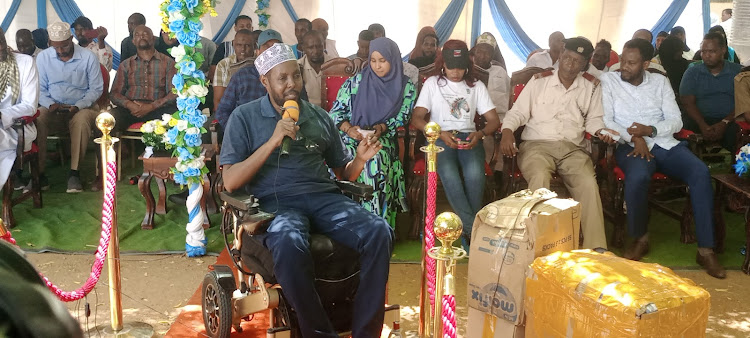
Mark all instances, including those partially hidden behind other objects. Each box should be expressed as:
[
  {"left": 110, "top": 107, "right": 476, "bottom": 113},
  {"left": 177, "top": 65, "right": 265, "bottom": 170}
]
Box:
[{"left": 84, "top": 29, "right": 99, "bottom": 39}]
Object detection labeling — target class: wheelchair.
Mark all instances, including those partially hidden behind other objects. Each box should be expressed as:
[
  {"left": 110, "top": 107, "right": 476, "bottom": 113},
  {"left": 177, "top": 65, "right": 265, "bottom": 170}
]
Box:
[{"left": 201, "top": 180, "right": 400, "bottom": 338}]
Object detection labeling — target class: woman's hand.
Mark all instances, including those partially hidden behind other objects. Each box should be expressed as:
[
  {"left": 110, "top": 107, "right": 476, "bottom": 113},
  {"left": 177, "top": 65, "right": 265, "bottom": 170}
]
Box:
[
  {"left": 372, "top": 123, "right": 386, "bottom": 139},
  {"left": 346, "top": 125, "right": 364, "bottom": 141},
  {"left": 439, "top": 131, "right": 459, "bottom": 149},
  {"left": 463, "top": 131, "right": 484, "bottom": 149}
]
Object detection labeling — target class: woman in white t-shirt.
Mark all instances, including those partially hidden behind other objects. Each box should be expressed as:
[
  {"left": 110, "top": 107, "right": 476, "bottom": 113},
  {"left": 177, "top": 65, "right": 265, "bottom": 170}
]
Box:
[{"left": 412, "top": 40, "right": 501, "bottom": 249}]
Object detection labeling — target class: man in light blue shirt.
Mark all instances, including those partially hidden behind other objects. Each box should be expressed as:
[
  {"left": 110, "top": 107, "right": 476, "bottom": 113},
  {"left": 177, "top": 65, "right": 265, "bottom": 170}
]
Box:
[
  {"left": 36, "top": 22, "right": 103, "bottom": 193},
  {"left": 602, "top": 39, "right": 725, "bottom": 279}
]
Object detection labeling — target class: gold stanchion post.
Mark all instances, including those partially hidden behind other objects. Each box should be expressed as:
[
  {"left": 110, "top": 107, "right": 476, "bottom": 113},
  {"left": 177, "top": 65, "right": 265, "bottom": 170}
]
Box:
[
  {"left": 89, "top": 112, "right": 154, "bottom": 337},
  {"left": 419, "top": 122, "right": 443, "bottom": 337},
  {"left": 429, "top": 212, "right": 467, "bottom": 338}
]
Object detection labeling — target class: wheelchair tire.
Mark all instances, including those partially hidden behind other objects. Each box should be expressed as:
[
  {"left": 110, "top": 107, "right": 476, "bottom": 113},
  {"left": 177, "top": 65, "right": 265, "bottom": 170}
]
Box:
[{"left": 202, "top": 271, "right": 233, "bottom": 338}]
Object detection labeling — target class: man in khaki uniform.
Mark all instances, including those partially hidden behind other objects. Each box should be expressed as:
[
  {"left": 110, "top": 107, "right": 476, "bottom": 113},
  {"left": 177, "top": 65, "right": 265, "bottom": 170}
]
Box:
[
  {"left": 501, "top": 37, "right": 618, "bottom": 249},
  {"left": 735, "top": 66, "right": 750, "bottom": 122}
]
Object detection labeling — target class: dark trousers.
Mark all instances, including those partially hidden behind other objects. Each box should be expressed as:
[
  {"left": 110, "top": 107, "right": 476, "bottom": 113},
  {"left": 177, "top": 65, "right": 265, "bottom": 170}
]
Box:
[
  {"left": 259, "top": 192, "right": 393, "bottom": 338},
  {"left": 615, "top": 142, "right": 715, "bottom": 248},
  {"left": 683, "top": 115, "right": 739, "bottom": 152},
  {"left": 110, "top": 103, "right": 178, "bottom": 132}
]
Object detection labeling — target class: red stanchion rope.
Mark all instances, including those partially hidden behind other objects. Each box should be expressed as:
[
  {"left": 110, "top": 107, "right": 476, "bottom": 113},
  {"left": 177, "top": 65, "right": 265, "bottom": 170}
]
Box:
[
  {"left": 425, "top": 171, "right": 438, "bottom": 306},
  {"left": 442, "top": 294, "right": 456, "bottom": 338},
  {"left": 0, "top": 161, "right": 116, "bottom": 302}
]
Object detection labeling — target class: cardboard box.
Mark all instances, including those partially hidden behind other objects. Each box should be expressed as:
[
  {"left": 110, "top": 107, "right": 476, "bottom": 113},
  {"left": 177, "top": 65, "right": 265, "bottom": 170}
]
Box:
[
  {"left": 525, "top": 250, "right": 711, "bottom": 337},
  {"left": 467, "top": 189, "right": 580, "bottom": 327},
  {"left": 467, "top": 308, "right": 525, "bottom": 338}
]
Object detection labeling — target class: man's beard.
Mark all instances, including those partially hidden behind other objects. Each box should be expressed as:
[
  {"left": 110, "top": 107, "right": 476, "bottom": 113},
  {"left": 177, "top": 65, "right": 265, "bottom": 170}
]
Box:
[
  {"left": 272, "top": 89, "right": 300, "bottom": 107},
  {"left": 137, "top": 43, "right": 153, "bottom": 51}
]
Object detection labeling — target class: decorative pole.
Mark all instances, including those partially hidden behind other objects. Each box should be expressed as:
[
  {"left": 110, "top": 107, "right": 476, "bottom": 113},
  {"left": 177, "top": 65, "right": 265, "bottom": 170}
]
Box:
[
  {"left": 419, "top": 122, "right": 443, "bottom": 337},
  {"left": 428, "top": 212, "right": 466, "bottom": 338}
]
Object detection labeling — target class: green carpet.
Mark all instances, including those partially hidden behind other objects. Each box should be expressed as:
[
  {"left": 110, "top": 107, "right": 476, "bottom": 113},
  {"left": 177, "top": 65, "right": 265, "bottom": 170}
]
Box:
[{"left": 5, "top": 148, "right": 748, "bottom": 269}]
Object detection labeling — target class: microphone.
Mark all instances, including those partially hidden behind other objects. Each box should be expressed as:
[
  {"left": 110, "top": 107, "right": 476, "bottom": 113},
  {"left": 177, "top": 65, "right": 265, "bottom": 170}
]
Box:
[{"left": 280, "top": 100, "right": 300, "bottom": 156}]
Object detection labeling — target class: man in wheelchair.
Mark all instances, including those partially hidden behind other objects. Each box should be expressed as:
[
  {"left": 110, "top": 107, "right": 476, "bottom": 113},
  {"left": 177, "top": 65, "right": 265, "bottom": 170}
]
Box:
[{"left": 220, "top": 43, "right": 393, "bottom": 337}]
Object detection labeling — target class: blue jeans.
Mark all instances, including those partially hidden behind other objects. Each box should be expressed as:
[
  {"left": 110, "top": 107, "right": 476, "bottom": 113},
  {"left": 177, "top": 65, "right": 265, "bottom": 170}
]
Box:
[
  {"left": 259, "top": 192, "right": 394, "bottom": 337},
  {"left": 615, "top": 142, "right": 715, "bottom": 248},
  {"left": 436, "top": 133, "right": 486, "bottom": 247}
]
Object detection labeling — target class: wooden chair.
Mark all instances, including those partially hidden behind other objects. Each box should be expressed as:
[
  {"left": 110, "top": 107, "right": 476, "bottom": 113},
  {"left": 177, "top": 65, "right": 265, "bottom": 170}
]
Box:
[
  {"left": 599, "top": 130, "right": 699, "bottom": 248},
  {"left": 320, "top": 58, "right": 359, "bottom": 112},
  {"left": 3, "top": 111, "right": 43, "bottom": 229}
]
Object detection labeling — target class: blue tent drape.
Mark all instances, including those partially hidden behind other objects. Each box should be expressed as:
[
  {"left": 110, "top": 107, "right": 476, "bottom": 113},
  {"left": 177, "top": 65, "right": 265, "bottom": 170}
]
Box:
[
  {"left": 37, "top": 0, "right": 47, "bottom": 29},
  {"left": 211, "top": 0, "right": 246, "bottom": 43},
  {"left": 650, "top": 0, "right": 689, "bottom": 42},
  {"left": 281, "top": 0, "right": 299, "bottom": 23},
  {"left": 470, "top": 0, "right": 482, "bottom": 46},
  {"left": 1, "top": 0, "right": 22, "bottom": 32},
  {"left": 702, "top": 0, "right": 710, "bottom": 33},
  {"left": 488, "top": 0, "right": 540, "bottom": 60},
  {"left": 49, "top": 0, "right": 121, "bottom": 70},
  {"left": 434, "top": 0, "right": 467, "bottom": 46}
]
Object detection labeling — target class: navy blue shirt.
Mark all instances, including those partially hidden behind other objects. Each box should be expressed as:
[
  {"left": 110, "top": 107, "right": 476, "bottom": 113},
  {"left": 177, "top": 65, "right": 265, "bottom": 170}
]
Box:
[
  {"left": 220, "top": 95, "right": 353, "bottom": 200},
  {"left": 680, "top": 61, "right": 742, "bottom": 119}
]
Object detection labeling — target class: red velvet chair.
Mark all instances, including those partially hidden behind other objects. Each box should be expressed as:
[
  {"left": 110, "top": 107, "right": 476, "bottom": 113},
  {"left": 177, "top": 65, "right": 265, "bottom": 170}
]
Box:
[{"left": 3, "top": 111, "right": 43, "bottom": 228}]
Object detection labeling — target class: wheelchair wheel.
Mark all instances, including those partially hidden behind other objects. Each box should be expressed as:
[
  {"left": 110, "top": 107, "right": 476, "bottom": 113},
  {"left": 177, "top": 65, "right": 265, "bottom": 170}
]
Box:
[{"left": 202, "top": 271, "right": 233, "bottom": 338}]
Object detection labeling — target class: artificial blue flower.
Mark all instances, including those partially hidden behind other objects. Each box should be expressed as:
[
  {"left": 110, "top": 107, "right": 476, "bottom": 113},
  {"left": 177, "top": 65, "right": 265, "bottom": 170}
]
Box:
[
  {"left": 734, "top": 161, "right": 748, "bottom": 177},
  {"left": 177, "top": 147, "right": 194, "bottom": 161},
  {"left": 184, "top": 132, "right": 202, "bottom": 147},
  {"left": 174, "top": 172, "right": 187, "bottom": 185},
  {"left": 176, "top": 31, "right": 198, "bottom": 47},
  {"left": 178, "top": 60, "right": 197, "bottom": 76},
  {"left": 167, "top": 0, "right": 183, "bottom": 12},
  {"left": 168, "top": 19, "right": 185, "bottom": 33},
  {"left": 191, "top": 70, "right": 206, "bottom": 82},
  {"left": 256, "top": 0, "right": 269, "bottom": 10},
  {"left": 177, "top": 96, "right": 201, "bottom": 112},
  {"left": 184, "top": 167, "right": 201, "bottom": 177},
  {"left": 185, "top": 0, "right": 199, "bottom": 12},
  {"left": 172, "top": 74, "right": 184, "bottom": 92},
  {"left": 187, "top": 112, "right": 207, "bottom": 127},
  {"left": 258, "top": 14, "right": 269, "bottom": 27},
  {"left": 166, "top": 127, "right": 180, "bottom": 145},
  {"left": 188, "top": 21, "right": 203, "bottom": 34}
]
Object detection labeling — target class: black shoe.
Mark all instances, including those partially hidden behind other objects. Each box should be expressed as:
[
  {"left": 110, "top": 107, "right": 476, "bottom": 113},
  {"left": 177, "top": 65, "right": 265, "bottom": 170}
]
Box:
[
  {"left": 623, "top": 240, "right": 649, "bottom": 261},
  {"left": 168, "top": 189, "right": 189, "bottom": 205}
]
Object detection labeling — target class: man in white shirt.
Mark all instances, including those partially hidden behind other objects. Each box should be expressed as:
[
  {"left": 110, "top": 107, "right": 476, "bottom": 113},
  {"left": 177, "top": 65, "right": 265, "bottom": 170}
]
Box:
[
  {"left": 14, "top": 29, "right": 41, "bottom": 58},
  {"left": 72, "top": 16, "right": 113, "bottom": 71},
  {"left": 501, "top": 37, "right": 617, "bottom": 250},
  {"left": 0, "top": 29, "right": 38, "bottom": 186},
  {"left": 601, "top": 38, "right": 725, "bottom": 279},
  {"left": 525, "top": 31, "right": 565, "bottom": 69},
  {"left": 298, "top": 31, "right": 332, "bottom": 107},
  {"left": 720, "top": 8, "right": 733, "bottom": 45},
  {"left": 312, "top": 18, "right": 339, "bottom": 58}
]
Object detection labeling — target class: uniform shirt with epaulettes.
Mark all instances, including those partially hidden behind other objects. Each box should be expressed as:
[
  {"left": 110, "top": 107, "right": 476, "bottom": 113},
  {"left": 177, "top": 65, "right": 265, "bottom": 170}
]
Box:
[{"left": 502, "top": 69, "right": 605, "bottom": 147}]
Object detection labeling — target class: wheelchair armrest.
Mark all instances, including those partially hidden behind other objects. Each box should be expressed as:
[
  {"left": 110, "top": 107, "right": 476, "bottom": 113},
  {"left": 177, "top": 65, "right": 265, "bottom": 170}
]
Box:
[
  {"left": 336, "top": 181, "right": 374, "bottom": 201},
  {"left": 220, "top": 190, "right": 259, "bottom": 212}
]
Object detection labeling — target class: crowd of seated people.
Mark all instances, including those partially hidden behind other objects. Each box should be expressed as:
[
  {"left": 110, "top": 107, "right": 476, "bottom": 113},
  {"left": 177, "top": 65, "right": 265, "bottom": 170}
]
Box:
[{"left": 3, "top": 10, "right": 748, "bottom": 318}]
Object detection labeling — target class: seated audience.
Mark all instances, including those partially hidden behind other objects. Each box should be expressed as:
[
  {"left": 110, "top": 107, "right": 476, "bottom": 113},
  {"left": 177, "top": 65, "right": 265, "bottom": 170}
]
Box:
[
  {"left": 120, "top": 13, "right": 146, "bottom": 62},
  {"left": 654, "top": 30, "right": 669, "bottom": 62},
  {"left": 312, "top": 18, "right": 339, "bottom": 57},
  {"left": 330, "top": 37, "right": 415, "bottom": 227},
  {"left": 601, "top": 38, "right": 725, "bottom": 279},
  {"left": 659, "top": 36, "right": 692, "bottom": 98},
  {"left": 368, "top": 23, "right": 385, "bottom": 39},
  {"left": 501, "top": 37, "right": 616, "bottom": 250},
  {"left": 292, "top": 18, "right": 311, "bottom": 58},
  {"left": 720, "top": 8, "right": 733, "bottom": 44},
  {"left": 736, "top": 66, "right": 750, "bottom": 122},
  {"left": 610, "top": 29, "right": 666, "bottom": 74},
  {"left": 692, "top": 25, "right": 741, "bottom": 64},
  {"left": 210, "top": 15, "right": 254, "bottom": 77},
  {"left": 257, "top": 29, "right": 282, "bottom": 51},
  {"left": 407, "top": 27, "right": 439, "bottom": 68},
  {"left": 481, "top": 32, "right": 507, "bottom": 70},
  {"left": 680, "top": 32, "right": 742, "bottom": 152},
  {"left": 591, "top": 39, "right": 612, "bottom": 71},
  {"left": 14, "top": 29, "right": 41, "bottom": 58},
  {"left": 212, "top": 29, "right": 256, "bottom": 111},
  {"left": 412, "top": 39, "right": 501, "bottom": 249},
  {"left": 670, "top": 26, "right": 694, "bottom": 60},
  {"left": 472, "top": 32, "right": 510, "bottom": 119},
  {"left": 72, "top": 16, "right": 113, "bottom": 71},
  {"left": 347, "top": 30, "right": 374, "bottom": 60},
  {"left": 155, "top": 29, "right": 178, "bottom": 57},
  {"left": 110, "top": 26, "right": 178, "bottom": 131},
  {"left": 220, "top": 43, "right": 391, "bottom": 337},
  {"left": 0, "top": 28, "right": 38, "bottom": 186},
  {"left": 298, "top": 30, "right": 331, "bottom": 108},
  {"left": 36, "top": 22, "right": 103, "bottom": 193},
  {"left": 31, "top": 28, "right": 48, "bottom": 49},
  {"left": 525, "top": 31, "right": 565, "bottom": 69}
]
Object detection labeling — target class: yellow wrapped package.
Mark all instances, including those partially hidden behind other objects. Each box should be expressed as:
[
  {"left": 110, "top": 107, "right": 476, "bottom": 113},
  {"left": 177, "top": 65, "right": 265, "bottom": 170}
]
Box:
[{"left": 525, "top": 250, "right": 711, "bottom": 337}]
